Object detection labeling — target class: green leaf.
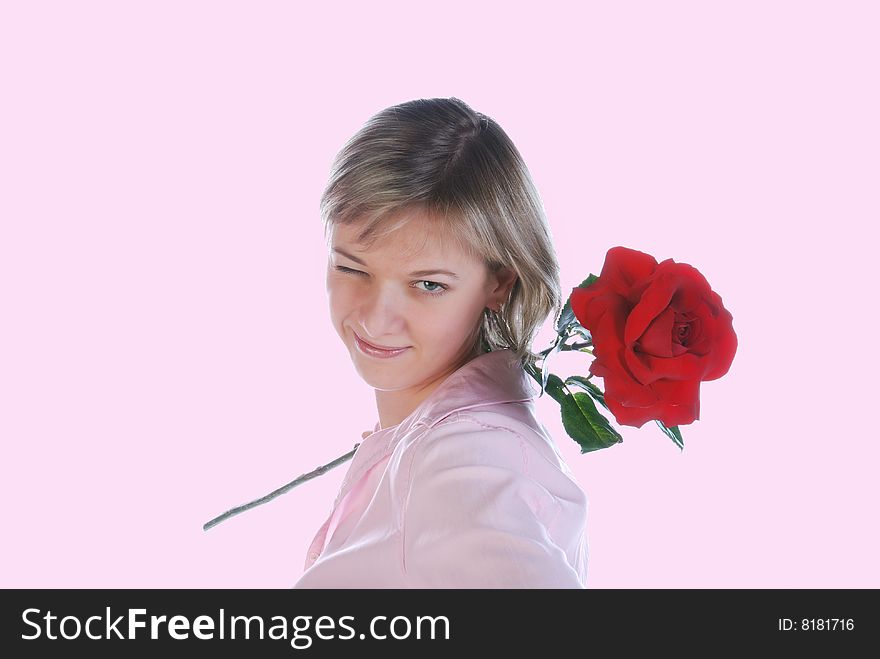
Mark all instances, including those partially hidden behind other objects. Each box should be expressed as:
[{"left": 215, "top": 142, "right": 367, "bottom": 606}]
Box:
[
  {"left": 564, "top": 376, "right": 610, "bottom": 412},
  {"left": 560, "top": 391, "right": 624, "bottom": 453},
  {"left": 542, "top": 373, "right": 569, "bottom": 405},
  {"left": 528, "top": 364, "right": 567, "bottom": 405},
  {"left": 572, "top": 325, "right": 592, "bottom": 342},
  {"left": 655, "top": 420, "right": 684, "bottom": 451},
  {"left": 555, "top": 299, "right": 575, "bottom": 336},
  {"left": 540, "top": 335, "right": 565, "bottom": 397}
]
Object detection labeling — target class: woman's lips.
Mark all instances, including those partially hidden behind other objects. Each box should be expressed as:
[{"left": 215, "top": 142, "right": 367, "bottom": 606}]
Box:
[{"left": 354, "top": 332, "right": 411, "bottom": 358}]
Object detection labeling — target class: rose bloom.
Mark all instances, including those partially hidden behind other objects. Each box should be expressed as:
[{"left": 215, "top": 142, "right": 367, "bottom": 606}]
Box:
[{"left": 569, "top": 246, "right": 737, "bottom": 428}]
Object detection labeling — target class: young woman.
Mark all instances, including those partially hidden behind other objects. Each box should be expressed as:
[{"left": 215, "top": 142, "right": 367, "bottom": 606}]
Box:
[{"left": 293, "top": 97, "right": 589, "bottom": 588}]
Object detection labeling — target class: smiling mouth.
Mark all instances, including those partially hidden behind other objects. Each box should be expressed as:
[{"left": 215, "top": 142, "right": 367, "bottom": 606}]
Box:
[{"left": 353, "top": 332, "right": 411, "bottom": 354}]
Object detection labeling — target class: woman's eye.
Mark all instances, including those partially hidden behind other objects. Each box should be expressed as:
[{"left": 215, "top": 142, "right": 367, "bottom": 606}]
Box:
[
  {"left": 416, "top": 280, "right": 447, "bottom": 295},
  {"left": 333, "top": 266, "right": 448, "bottom": 297},
  {"left": 334, "top": 265, "right": 365, "bottom": 276}
]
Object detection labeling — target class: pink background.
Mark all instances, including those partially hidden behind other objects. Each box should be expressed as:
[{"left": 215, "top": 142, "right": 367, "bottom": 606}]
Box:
[{"left": 1, "top": 1, "right": 877, "bottom": 588}]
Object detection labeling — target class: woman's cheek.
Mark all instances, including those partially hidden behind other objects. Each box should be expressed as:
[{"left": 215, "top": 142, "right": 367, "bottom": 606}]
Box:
[
  {"left": 426, "top": 299, "right": 477, "bottom": 335},
  {"left": 325, "top": 277, "right": 354, "bottom": 317}
]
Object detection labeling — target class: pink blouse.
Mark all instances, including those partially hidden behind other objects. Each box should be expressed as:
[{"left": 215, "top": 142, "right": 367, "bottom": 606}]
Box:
[{"left": 292, "top": 348, "right": 589, "bottom": 588}]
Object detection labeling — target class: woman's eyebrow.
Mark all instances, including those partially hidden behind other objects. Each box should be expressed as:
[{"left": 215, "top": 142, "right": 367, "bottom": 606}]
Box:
[{"left": 332, "top": 247, "right": 460, "bottom": 280}]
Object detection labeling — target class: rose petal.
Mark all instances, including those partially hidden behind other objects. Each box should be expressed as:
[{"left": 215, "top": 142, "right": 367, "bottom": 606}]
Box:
[
  {"left": 703, "top": 307, "right": 737, "bottom": 381},
  {"left": 606, "top": 378, "right": 701, "bottom": 428},
  {"left": 638, "top": 307, "right": 676, "bottom": 357},
  {"left": 625, "top": 271, "right": 677, "bottom": 347},
  {"left": 598, "top": 246, "right": 658, "bottom": 300}
]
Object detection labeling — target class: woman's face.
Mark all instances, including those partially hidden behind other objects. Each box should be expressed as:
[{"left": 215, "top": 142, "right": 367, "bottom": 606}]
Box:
[{"left": 326, "top": 210, "right": 516, "bottom": 391}]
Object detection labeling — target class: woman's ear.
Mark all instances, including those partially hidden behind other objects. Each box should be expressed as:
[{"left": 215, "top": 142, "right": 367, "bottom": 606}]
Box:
[{"left": 488, "top": 267, "right": 518, "bottom": 308}]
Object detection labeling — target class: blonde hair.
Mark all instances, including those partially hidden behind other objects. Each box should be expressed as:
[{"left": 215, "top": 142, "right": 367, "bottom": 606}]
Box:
[{"left": 319, "top": 97, "right": 562, "bottom": 371}]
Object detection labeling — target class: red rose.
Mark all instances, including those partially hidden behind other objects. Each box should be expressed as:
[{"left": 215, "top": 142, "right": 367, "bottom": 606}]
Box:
[{"left": 569, "top": 246, "right": 737, "bottom": 429}]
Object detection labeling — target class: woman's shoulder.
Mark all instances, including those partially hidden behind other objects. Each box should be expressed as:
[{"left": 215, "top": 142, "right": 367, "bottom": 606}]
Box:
[
  {"left": 398, "top": 411, "right": 530, "bottom": 474},
  {"left": 403, "top": 405, "right": 586, "bottom": 502},
  {"left": 456, "top": 406, "right": 575, "bottom": 472}
]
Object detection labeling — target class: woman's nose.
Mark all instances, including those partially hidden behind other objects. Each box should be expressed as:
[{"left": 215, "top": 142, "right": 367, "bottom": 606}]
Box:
[{"left": 358, "top": 287, "right": 409, "bottom": 332}]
